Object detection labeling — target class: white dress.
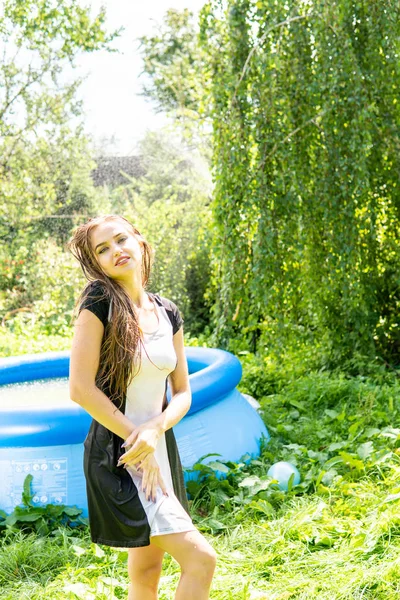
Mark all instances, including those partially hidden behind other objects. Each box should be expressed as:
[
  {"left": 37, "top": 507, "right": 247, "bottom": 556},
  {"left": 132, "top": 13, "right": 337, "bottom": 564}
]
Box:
[{"left": 123, "top": 299, "right": 196, "bottom": 537}]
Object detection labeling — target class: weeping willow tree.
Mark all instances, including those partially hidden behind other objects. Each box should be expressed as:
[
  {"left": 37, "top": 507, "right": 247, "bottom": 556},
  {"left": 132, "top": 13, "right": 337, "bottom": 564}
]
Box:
[{"left": 199, "top": 0, "right": 400, "bottom": 365}]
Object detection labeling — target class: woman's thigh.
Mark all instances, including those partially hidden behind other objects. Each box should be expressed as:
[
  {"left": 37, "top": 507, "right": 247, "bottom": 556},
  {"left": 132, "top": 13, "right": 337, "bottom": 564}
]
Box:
[{"left": 150, "top": 530, "right": 217, "bottom": 572}]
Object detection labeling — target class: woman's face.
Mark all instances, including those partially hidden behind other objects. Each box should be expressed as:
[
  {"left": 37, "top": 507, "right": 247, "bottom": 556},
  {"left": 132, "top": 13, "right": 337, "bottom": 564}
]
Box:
[{"left": 90, "top": 221, "right": 143, "bottom": 280}]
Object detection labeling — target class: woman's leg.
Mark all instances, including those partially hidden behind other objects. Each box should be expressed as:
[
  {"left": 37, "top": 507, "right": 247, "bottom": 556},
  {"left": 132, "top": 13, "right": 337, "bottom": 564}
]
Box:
[
  {"left": 150, "top": 530, "right": 217, "bottom": 600},
  {"left": 127, "top": 544, "right": 165, "bottom": 600}
]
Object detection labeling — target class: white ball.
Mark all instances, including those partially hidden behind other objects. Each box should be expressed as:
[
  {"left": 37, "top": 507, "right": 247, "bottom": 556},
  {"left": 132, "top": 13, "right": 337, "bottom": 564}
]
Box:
[{"left": 267, "top": 461, "right": 300, "bottom": 491}]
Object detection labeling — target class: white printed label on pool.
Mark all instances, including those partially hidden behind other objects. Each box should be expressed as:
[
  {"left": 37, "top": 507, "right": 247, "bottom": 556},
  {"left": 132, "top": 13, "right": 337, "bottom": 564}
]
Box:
[{"left": 2, "top": 458, "right": 68, "bottom": 513}]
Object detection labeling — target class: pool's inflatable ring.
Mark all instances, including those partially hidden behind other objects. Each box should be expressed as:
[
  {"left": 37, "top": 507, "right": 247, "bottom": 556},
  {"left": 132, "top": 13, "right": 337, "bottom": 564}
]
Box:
[{"left": 0, "top": 348, "right": 269, "bottom": 515}]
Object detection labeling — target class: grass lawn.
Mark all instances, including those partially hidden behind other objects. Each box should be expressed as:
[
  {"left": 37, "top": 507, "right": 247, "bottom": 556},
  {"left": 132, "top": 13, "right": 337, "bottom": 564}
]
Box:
[
  {"left": 2, "top": 459, "right": 400, "bottom": 599},
  {"left": 1, "top": 333, "right": 400, "bottom": 598}
]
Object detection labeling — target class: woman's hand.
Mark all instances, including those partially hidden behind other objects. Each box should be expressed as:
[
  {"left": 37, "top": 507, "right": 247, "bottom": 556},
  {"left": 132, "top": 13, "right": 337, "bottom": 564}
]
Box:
[
  {"left": 117, "top": 421, "right": 163, "bottom": 468},
  {"left": 132, "top": 454, "right": 168, "bottom": 502}
]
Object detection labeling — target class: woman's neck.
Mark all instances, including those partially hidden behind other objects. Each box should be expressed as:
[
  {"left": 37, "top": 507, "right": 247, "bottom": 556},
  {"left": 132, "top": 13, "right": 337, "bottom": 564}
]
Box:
[{"left": 119, "top": 276, "right": 147, "bottom": 309}]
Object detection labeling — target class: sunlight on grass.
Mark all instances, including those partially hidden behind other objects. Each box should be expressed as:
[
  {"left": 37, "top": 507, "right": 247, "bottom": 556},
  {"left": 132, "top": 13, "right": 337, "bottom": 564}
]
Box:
[
  {"left": 2, "top": 457, "right": 400, "bottom": 599},
  {"left": 2, "top": 359, "right": 400, "bottom": 599}
]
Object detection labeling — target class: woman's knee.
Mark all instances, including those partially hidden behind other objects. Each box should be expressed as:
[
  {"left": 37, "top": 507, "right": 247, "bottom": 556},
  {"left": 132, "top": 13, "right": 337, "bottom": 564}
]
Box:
[
  {"left": 129, "top": 562, "right": 161, "bottom": 586},
  {"left": 182, "top": 544, "right": 217, "bottom": 581},
  {"left": 151, "top": 530, "right": 217, "bottom": 582}
]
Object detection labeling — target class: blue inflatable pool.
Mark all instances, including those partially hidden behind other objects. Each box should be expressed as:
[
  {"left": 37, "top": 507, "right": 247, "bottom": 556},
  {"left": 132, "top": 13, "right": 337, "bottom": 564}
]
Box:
[{"left": 0, "top": 348, "right": 269, "bottom": 516}]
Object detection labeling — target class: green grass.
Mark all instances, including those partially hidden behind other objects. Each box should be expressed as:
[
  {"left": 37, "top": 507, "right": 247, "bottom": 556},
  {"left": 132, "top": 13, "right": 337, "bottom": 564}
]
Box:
[
  {"left": 2, "top": 461, "right": 400, "bottom": 599},
  {"left": 2, "top": 338, "right": 400, "bottom": 598}
]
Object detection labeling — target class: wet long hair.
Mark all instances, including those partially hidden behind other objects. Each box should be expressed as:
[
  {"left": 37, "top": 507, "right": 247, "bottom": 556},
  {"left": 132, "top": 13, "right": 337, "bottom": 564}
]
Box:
[{"left": 67, "top": 214, "right": 154, "bottom": 409}]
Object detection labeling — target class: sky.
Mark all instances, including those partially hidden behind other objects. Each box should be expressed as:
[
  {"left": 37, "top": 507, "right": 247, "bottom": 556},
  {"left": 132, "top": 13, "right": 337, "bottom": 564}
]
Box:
[{"left": 75, "top": 0, "right": 206, "bottom": 155}]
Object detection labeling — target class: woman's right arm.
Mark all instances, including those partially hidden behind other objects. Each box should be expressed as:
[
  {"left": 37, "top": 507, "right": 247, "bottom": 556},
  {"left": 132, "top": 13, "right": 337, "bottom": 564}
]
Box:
[{"left": 69, "top": 308, "right": 136, "bottom": 441}]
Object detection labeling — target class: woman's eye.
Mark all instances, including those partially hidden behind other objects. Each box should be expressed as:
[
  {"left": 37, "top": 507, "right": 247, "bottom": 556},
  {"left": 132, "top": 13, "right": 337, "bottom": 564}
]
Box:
[{"left": 98, "top": 238, "right": 126, "bottom": 255}]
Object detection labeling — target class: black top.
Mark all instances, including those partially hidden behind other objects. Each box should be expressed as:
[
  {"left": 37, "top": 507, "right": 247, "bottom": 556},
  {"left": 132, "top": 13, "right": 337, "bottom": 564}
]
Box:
[
  {"left": 80, "top": 279, "right": 184, "bottom": 334},
  {"left": 76, "top": 280, "right": 189, "bottom": 548}
]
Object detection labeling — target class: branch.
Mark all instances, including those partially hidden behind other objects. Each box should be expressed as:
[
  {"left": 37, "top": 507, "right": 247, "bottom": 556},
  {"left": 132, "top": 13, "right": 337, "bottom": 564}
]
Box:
[
  {"left": 26, "top": 214, "right": 92, "bottom": 219},
  {"left": 258, "top": 97, "right": 378, "bottom": 173},
  {"left": 0, "top": 59, "right": 53, "bottom": 121},
  {"left": 261, "top": 110, "right": 328, "bottom": 167},
  {"left": 1, "top": 307, "right": 34, "bottom": 328},
  {"left": 231, "top": 11, "right": 314, "bottom": 106},
  {"left": 0, "top": 82, "right": 77, "bottom": 169}
]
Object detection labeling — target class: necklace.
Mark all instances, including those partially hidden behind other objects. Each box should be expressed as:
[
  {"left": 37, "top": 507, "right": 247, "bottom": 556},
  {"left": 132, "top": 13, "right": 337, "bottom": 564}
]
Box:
[{"left": 135, "top": 294, "right": 159, "bottom": 334}]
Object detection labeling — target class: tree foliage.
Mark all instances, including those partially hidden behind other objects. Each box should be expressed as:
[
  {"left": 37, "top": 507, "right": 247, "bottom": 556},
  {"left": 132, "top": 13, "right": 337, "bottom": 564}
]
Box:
[
  {"left": 0, "top": 0, "right": 119, "bottom": 233},
  {"left": 139, "top": 9, "right": 207, "bottom": 119},
  {"left": 138, "top": 8, "right": 211, "bottom": 151},
  {"left": 199, "top": 0, "right": 400, "bottom": 365},
  {"left": 0, "top": 0, "right": 119, "bottom": 148},
  {"left": 105, "top": 130, "right": 214, "bottom": 334},
  {"left": 0, "top": 0, "right": 117, "bottom": 332},
  {"left": 0, "top": 129, "right": 212, "bottom": 337}
]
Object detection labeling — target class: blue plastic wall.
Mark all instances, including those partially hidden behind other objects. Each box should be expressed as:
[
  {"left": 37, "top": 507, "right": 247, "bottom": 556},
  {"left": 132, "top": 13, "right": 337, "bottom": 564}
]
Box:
[{"left": 0, "top": 348, "right": 269, "bottom": 516}]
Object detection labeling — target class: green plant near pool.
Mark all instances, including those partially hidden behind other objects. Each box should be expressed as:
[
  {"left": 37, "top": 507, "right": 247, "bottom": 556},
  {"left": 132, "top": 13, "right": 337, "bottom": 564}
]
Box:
[{"left": 0, "top": 475, "right": 87, "bottom": 537}]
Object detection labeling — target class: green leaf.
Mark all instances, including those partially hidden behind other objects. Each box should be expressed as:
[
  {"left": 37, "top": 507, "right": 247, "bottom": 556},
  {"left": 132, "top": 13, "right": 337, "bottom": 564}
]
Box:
[
  {"left": 239, "top": 476, "right": 261, "bottom": 488},
  {"left": 357, "top": 441, "right": 374, "bottom": 460},
  {"left": 14, "top": 512, "right": 43, "bottom": 522},
  {"left": 44, "top": 504, "right": 65, "bottom": 518},
  {"left": 325, "top": 409, "right": 339, "bottom": 419},
  {"left": 4, "top": 514, "right": 18, "bottom": 527},
  {"left": 63, "top": 506, "right": 83, "bottom": 517},
  {"left": 186, "top": 480, "right": 201, "bottom": 496},
  {"left": 248, "top": 499, "right": 275, "bottom": 517},
  {"left": 205, "top": 518, "right": 226, "bottom": 532},
  {"left": 328, "top": 441, "right": 348, "bottom": 452},
  {"left": 72, "top": 544, "right": 87, "bottom": 556},
  {"left": 93, "top": 544, "right": 106, "bottom": 558},
  {"left": 315, "top": 470, "right": 326, "bottom": 487},
  {"left": 382, "top": 493, "right": 400, "bottom": 504},
  {"left": 207, "top": 461, "right": 230, "bottom": 474},
  {"left": 313, "top": 536, "right": 333, "bottom": 547},
  {"left": 196, "top": 453, "right": 223, "bottom": 463},
  {"left": 288, "top": 399, "right": 306, "bottom": 412},
  {"left": 22, "top": 474, "right": 34, "bottom": 507},
  {"left": 339, "top": 452, "right": 364, "bottom": 471},
  {"left": 287, "top": 472, "right": 295, "bottom": 492},
  {"left": 323, "top": 456, "right": 344, "bottom": 469},
  {"left": 35, "top": 519, "right": 49, "bottom": 536},
  {"left": 14, "top": 504, "right": 44, "bottom": 515}
]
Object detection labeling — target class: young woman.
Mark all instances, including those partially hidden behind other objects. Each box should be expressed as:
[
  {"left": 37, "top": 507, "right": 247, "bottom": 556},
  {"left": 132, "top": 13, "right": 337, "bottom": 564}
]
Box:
[{"left": 67, "top": 214, "right": 216, "bottom": 600}]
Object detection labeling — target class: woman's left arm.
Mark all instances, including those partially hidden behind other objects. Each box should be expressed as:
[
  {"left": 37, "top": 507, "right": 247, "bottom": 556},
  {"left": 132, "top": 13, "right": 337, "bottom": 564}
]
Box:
[
  {"left": 117, "top": 327, "right": 191, "bottom": 468},
  {"left": 154, "top": 326, "right": 192, "bottom": 432}
]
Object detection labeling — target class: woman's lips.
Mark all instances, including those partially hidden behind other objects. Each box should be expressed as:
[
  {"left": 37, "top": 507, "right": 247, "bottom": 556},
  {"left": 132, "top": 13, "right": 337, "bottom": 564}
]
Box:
[{"left": 115, "top": 257, "right": 130, "bottom": 266}]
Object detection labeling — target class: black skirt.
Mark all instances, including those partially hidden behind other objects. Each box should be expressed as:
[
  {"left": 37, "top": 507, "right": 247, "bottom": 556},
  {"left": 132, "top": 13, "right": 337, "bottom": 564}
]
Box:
[{"left": 83, "top": 393, "right": 190, "bottom": 548}]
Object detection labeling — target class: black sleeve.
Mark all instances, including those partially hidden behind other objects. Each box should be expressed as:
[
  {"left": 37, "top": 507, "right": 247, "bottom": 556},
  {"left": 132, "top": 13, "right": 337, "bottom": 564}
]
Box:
[
  {"left": 78, "top": 281, "right": 110, "bottom": 328},
  {"left": 169, "top": 300, "right": 184, "bottom": 335},
  {"left": 154, "top": 294, "right": 184, "bottom": 335}
]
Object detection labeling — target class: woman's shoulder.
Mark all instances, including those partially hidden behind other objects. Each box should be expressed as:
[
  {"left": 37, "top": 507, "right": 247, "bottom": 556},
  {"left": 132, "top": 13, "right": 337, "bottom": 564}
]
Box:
[
  {"left": 78, "top": 279, "right": 110, "bottom": 327},
  {"left": 81, "top": 279, "right": 110, "bottom": 304},
  {"left": 150, "top": 292, "right": 176, "bottom": 310},
  {"left": 150, "top": 293, "right": 184, "bottom": 334}
]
